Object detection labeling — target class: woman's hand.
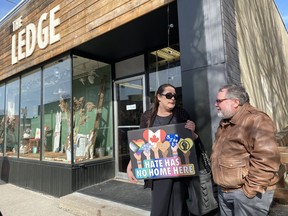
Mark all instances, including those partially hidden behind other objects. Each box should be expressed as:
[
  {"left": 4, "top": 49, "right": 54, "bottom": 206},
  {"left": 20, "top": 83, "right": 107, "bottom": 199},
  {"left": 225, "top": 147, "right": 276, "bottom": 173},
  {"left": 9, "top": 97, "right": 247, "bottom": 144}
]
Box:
[
  {"left": 185, "top": 120, "right": 196, "bottom": 131},
  {"left": 126, "top": 160, "right": 138, "bottom": 183},
  {"left": 185, "top": 120, "right": 198, "bottom": 140}
]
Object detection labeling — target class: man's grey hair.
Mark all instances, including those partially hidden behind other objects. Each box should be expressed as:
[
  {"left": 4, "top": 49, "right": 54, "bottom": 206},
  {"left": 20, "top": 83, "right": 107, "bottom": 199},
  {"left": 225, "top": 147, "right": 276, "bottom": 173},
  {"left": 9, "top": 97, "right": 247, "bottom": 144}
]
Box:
[{"left": 219, "top": 84, "right": 249, "bottom": 105}]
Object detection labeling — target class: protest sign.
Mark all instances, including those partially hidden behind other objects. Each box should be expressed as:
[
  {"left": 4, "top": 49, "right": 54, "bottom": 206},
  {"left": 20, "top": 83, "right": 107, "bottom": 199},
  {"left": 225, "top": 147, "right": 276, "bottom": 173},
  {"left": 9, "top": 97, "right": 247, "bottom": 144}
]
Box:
[{"left": 128, "top": 123, "right": 199, "bottom": 179}]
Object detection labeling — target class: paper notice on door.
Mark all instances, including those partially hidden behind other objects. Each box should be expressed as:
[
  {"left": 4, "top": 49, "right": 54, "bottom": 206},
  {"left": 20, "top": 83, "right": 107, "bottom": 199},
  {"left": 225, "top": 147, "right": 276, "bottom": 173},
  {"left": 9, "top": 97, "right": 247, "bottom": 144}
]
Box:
[{"left": 126, "top": 104, "right": 136, "bottom": 110}]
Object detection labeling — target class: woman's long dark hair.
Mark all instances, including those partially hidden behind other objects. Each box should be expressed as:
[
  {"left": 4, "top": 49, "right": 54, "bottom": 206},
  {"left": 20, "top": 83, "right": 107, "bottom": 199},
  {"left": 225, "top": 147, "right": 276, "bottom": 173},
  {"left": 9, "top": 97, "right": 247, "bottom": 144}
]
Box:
[{"left": 147, "top": 83, "right": 176, "bottom": 127}]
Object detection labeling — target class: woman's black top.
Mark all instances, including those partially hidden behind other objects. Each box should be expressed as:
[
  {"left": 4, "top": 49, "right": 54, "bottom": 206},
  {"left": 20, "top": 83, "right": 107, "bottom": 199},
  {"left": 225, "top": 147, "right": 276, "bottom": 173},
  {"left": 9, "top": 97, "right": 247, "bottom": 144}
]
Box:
[{"left": 140, "top": 107, "right": 191, "bottom": 128}]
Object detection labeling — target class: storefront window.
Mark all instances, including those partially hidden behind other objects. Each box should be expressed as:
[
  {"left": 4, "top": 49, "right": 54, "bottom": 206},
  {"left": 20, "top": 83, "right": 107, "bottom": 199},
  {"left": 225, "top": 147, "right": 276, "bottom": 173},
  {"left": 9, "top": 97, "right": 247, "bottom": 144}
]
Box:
[
  {"left": 149, "top": 67, "right": 182, "bottom": 105},
  {"left": 19, "top": 70, "right": 41, "bottom": 159},
  {"left": 72, "top": 55, "right": 113, "bottom": 163},
  {"left": 0, "top": 85, "right": 5, "bottom": 156},
  {"left": 148, "top": 44, "right": 183, "bottom": 106},
  {"left": 0, "top": 55, "right": 113, "bottom": 163},
  {"left": 5, "top": 79, "right": 20, "bottom": 157},
  {"left": 148, "top": 44, "right": 180, "bottom": 73},
  {"left": 42, "top": 57, "right": 72, "bottom": 162}
]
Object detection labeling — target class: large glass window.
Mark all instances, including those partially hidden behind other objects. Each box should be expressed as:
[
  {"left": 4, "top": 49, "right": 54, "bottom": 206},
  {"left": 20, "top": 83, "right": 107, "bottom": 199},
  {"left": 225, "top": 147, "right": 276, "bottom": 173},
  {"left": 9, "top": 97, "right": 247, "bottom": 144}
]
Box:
[
  {"left": 5, "top": 79, "right": 20, "bottom": 157},
  {"left": 0, "top": 54, "right": 113, "bottom": 164},
  {"left": 148, "top": 44, "right": 180, "bottom": 73},
  {"left": 19, "top": 70, "right": 41, "bottom": 159},
  {"left": 0, "top": 85, "right": 5, "bottom": 156},
  {"left": 42, "top": 56, "right": 72, "bottom": 162},
  {"left": 148, "top": 44, "right": 183, "bottom": 106},
  {"left": 72, "top": 55, "right": 112, "bottom": 163}
]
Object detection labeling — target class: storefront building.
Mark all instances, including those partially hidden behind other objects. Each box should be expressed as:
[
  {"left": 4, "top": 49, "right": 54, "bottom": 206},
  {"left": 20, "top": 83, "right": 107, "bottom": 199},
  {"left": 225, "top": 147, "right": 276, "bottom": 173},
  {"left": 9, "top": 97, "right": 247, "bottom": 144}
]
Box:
[{"left": 0, "top": 0, "right": 287, "bottom": 197}]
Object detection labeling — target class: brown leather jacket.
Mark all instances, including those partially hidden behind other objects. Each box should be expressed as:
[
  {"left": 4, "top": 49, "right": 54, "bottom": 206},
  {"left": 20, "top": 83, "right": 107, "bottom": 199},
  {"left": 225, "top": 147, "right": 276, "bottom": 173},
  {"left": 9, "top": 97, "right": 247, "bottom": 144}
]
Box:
[{"left": 211, "top": 103, "right": 281, "bottom": 198}]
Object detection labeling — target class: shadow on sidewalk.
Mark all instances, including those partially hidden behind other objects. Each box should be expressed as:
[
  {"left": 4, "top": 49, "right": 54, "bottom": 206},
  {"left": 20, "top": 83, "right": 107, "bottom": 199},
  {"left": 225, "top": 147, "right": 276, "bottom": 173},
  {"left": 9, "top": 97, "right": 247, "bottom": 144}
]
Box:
[{"left": 77, "top": 179, "right": 288, "bottom": 215}]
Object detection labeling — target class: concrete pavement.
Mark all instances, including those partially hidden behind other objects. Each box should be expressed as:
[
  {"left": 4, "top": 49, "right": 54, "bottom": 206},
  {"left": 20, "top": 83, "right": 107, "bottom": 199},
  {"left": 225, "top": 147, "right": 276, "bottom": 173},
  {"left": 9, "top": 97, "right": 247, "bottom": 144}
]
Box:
[
  {"left": 0, "top": 180, "right": 149, "bottom": 216},
  {"left": 59, "top": 192, "right": 149, "bottom": 216},
  {"left": 0, "top": 179, "right": 287, "bottom": 216},
  {"left": 0, "top": 181, "right": 74, "bottom": 216}
]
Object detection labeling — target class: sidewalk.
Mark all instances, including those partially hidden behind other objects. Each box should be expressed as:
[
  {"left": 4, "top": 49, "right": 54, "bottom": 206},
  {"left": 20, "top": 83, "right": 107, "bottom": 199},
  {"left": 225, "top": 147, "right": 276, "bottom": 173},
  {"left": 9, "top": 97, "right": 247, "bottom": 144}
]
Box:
[
  {"left": 59, "top": 192, "right": 149, "bottom": 216},
  {"left": 0, "top": 181, "right": 74, "bottom": 216},
  {"left": 0, "top": 179, "right": 287, "bottom": 216},
  {"left": 0, "top": 179, "right": 149, "bottom": 216}
]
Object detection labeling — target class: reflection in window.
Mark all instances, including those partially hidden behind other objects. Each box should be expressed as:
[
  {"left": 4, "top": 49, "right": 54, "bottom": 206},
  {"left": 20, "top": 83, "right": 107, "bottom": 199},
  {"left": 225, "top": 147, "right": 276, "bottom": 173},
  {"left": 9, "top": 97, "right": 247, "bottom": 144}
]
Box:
[
  {"left": 148, "top": 44, "right": 183, "bottom": 107},
  {"left": 0, "top": 85, "right": 5, "bottom": 156},
  {"left": 5, "top": 79, "right": 20, "bottom": 157},
  {"left": 72, "top": 55, "right": 112, "bottom": 163},
  {"left": 19, "top": 70, "right": 41, "bottom": 159},
  {"left": 43, "top": 57, "right": 72, "bottom": 162},
  {"left": 148, "top": 44, "right": 180, "bottom": 72},
  {"left": 148, "top": 44, "right": 181, "bottom": 90}
]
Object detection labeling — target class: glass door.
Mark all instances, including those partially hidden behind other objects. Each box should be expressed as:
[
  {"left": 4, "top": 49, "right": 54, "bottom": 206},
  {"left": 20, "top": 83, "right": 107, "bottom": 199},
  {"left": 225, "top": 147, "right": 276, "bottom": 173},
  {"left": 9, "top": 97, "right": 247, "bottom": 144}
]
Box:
[{"left": 114, "top": 75, "right": 146, "bottom": 178}]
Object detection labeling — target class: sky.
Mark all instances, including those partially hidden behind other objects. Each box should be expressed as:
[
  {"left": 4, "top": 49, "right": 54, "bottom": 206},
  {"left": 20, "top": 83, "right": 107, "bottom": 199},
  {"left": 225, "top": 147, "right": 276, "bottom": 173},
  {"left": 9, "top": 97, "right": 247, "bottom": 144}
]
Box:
[
  {"left": 0, "top": 0, "right": 287, "bottom": 28},
  {"left": 275, "top": 0, "right": 288, "bottom": 29},
  {"left": 0, "top": 0, "right": 20, "bottom": 20}
]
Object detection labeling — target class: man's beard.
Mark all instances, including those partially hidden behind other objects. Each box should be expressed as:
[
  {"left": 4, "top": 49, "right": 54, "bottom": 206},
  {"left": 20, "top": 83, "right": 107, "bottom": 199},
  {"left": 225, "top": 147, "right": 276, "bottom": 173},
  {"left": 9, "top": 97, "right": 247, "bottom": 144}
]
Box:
[{"left": 217, "top": 108, "right": 235, "bottom": 119}]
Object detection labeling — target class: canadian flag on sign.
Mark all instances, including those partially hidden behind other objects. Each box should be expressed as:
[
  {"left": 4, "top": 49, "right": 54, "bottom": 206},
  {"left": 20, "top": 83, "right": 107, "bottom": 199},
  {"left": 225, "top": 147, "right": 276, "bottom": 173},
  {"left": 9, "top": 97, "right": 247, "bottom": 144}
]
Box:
[{"left": 142, "top": 129, "right": 166, "bottom": 144}]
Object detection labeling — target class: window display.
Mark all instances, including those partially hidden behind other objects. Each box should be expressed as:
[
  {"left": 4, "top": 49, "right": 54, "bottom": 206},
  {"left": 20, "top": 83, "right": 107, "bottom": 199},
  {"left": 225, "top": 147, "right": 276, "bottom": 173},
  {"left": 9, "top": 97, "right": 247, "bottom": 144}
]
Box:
[
  {"left": 19, "top": 70, "right": 41, "bottom": 159},
  {"left": 0, "top": 54, "right": 113, "bottom": 163},
  {"left": 5, "top": 79, "right": 20, "bottom": 157},
  {"left": 42, "top": 56, "right": 72, "bottom": 162},
  {"left": 72, "top": 55, "right": 113, "bottom": 163}
]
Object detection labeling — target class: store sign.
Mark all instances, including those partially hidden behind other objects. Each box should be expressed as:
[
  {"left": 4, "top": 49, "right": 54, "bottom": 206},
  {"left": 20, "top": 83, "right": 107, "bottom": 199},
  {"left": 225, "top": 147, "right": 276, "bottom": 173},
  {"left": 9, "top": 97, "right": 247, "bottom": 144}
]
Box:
[{"left": 11, "top": 4, "right": 61, "bottom": 65}]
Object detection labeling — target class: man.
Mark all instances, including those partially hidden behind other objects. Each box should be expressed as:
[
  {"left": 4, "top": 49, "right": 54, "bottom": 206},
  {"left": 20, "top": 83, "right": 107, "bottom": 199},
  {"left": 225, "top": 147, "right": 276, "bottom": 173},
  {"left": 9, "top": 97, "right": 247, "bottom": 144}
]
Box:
[{"left": 211, "top": 84, "right": 280, "bottom": 216}]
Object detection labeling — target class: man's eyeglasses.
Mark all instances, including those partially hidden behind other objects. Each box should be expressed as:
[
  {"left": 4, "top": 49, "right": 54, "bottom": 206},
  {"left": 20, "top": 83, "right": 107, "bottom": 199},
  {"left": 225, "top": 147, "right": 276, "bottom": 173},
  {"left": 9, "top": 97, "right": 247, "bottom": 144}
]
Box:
[
  {"left": 161, "top": 93, "right": 177, "bottom": 100},
  {"left": 215, "top": 98, "right": 229, "bottom": 104}
]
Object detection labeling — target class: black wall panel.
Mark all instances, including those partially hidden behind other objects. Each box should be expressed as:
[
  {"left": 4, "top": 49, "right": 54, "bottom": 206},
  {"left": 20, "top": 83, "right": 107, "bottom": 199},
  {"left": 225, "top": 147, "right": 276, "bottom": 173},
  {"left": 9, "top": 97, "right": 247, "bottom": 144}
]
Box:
[{"left": 0, "top": 157, "right": 115, "bottom": 197}]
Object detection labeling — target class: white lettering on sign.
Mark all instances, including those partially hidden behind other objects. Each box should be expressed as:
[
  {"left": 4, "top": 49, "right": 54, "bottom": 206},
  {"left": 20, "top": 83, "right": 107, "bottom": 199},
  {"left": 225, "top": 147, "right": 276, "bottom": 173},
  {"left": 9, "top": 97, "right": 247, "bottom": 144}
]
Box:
[
  {"left": 11, "top": 4, "right": 61, "bottom": 65},
  {"left": 12, "top": 16, "right": 23, "bottom": 31}
]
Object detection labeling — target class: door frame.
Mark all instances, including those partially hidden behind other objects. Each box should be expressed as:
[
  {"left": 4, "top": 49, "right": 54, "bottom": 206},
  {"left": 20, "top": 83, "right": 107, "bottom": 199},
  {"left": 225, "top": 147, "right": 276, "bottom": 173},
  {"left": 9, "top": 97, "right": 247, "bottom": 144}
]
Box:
[{"left": 113, "top": 75, "right": 147, "bottom": 179}]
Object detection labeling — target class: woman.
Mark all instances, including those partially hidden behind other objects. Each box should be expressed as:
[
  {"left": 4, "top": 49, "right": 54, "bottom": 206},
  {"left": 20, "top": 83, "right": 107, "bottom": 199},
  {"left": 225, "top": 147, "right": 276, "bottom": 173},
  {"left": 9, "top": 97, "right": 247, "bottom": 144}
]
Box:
[{"left": 127, "top": 83, "right": 199, "bottom": 216}]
